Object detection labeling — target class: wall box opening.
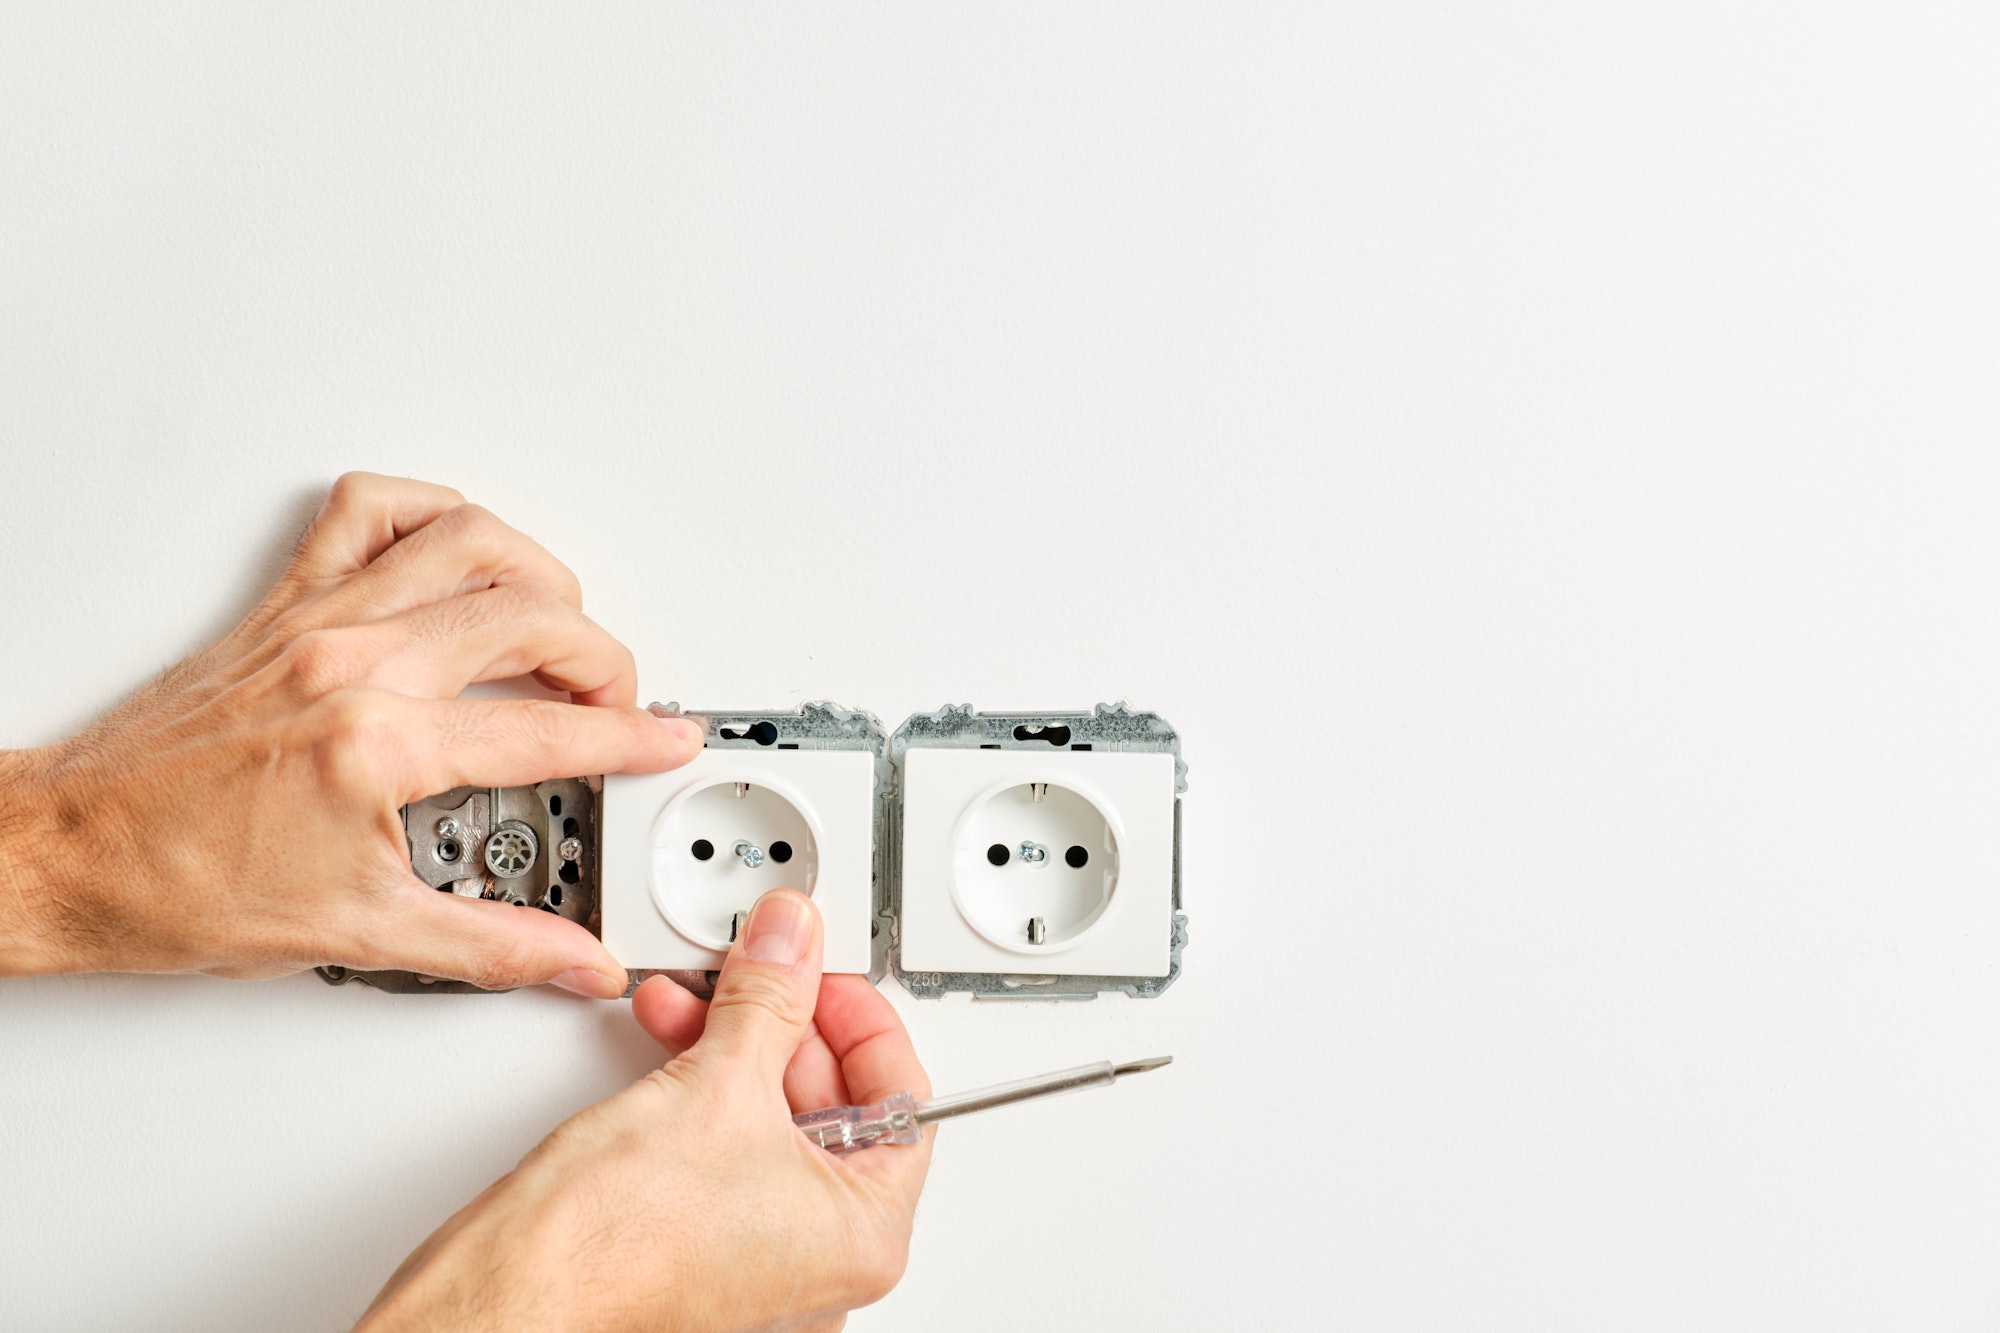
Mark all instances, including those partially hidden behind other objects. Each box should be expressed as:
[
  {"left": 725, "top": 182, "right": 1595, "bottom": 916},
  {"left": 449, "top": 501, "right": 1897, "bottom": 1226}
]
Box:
[{"left": 320, "top": 702, "right": 1186, "bottom": 1001}]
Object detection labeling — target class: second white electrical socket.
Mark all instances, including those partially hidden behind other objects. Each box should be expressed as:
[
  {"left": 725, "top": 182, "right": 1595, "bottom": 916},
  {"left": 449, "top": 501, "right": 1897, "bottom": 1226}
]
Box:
[{"left": 896, "top": 746, "right": 1178, "bottom": 979}]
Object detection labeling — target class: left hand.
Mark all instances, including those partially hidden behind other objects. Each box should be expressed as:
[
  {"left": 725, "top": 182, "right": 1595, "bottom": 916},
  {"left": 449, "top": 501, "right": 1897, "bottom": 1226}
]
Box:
[{"left": 0, "top": 471, "right": 703, "bottom": 992}]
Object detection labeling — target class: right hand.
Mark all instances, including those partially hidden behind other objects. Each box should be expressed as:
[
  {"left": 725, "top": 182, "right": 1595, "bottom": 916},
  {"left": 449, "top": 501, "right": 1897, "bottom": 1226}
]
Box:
[
  {"left": 0, "top": 471, "right": 703, "bottom": 994},
  {"left": 356, "top": 888, "right": 936, "bottom": 1331}
]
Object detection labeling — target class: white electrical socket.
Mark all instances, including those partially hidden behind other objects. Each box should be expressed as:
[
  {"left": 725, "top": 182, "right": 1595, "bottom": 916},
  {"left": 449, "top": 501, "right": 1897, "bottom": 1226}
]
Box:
[
  {"left": 895, "top": 747, "right": 1178, "bottom": 979},
  {"left": 885, "top": 704, "right": 1187, "bottom": 1000},
  {"left": 602, "top": 738, "right": 879, "bottom": 975}
]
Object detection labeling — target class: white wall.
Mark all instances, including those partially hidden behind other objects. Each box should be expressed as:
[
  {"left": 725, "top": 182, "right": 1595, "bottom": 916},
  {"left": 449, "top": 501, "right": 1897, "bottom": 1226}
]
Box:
[{"left": 3, "top": 4, "right": 1996, "bottom": 1329}]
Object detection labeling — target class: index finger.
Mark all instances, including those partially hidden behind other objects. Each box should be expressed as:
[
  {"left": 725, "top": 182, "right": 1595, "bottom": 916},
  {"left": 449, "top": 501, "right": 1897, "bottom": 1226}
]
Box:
[
  {"left": 811, "top": 975, "right": 934, "bottom": 1198},
  {"left": 813, "top": 975, "right": 933, "bottom": 1105},
  {"left": 399, "top": 696, "right": 704, "bottom": 800}
]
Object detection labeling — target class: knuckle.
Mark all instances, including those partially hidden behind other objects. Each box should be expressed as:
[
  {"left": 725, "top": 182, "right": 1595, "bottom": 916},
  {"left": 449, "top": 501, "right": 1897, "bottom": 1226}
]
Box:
[
  {"left": 553, "top": 560, "right": 584, "bottom": 609},
  {"left": 430, "top": 503, "right": 514, "bottom": 569},
  {"left": 718, "top": 969, "right": 806, "bottom": 1028},
  {"left": 432, "top": 697, "right": 487, "bottom": 757},
  {"left": 321, "top": 471, "right": 386, "bottom": 523},
  {"left": 306, "top": 690, "right": 401, "bottom": 792},
  {"left": 490, "top": 579, "right": 558, "bottom": 623},
  {"left": 465, "top": 941, "right": 535, "bottom": 991},
  {"left": 278, "top": 628, "right": 354, "bottom": 696},
  {"left": 295, "top": 475, "right": 378, "bottom": 569},
  {"left": 527, "top": 699, "right": 592, "bottom": 753},
  {"left": 444, "top": 502, "right": 503, "bottom": 543},
  {"left": 842, "top": 1234, "right": 909, "bottom": 1306},
  {"left": 327, "top": 471, "right": 372, "bottom": 504}
]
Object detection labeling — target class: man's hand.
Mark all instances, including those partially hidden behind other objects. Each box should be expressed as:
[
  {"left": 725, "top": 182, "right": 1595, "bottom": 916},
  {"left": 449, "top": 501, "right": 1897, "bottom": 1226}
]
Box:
[
  {"left": 357, "top": 888, "right": 935, "bottom": 1332},
  {"left": 0, "top": 471, "right": 702, "bottom": 993}
]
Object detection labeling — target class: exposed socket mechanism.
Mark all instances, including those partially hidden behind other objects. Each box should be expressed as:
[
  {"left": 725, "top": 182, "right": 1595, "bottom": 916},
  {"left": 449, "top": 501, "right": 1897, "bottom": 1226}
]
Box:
[
  {"left": 321, "top": 776, "right": 600, "bottom": 993},
  {"left": 321, "top": 702, "right": 1184, "bottom": 1000}
]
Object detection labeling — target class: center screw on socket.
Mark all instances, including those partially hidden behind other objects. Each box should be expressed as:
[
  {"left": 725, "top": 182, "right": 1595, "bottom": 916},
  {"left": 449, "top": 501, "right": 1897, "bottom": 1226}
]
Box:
[
  {"left": 1018, "top": 841, "right": 1049, "bottom": 864},
  {"left": 733, "top": 841, "right": 765, "bottom": 869}
]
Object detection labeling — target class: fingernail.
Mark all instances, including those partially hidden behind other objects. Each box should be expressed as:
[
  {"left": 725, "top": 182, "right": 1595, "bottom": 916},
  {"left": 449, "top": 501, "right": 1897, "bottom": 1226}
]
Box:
[
  {"left": 656, "top": 715, "right": 705, "bottom": 746},
  {"left": 741, "top": 890, "right": 812, "bottom": 965},
  {"left": 550, "top": 966, "right": 624, "bottom": 1000}
]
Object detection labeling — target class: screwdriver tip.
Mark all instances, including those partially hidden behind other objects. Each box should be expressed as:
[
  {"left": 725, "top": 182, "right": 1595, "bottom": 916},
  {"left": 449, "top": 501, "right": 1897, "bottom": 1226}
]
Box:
[{"left": 1112, "top": 1055, "right": 1174, "bottom": 1077}]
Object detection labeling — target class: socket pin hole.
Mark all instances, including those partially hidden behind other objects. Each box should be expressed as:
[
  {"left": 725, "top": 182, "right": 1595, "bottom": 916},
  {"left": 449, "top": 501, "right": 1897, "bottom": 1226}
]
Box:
[
  {"left": 986, "top": 843, "right": 1011, "bottom": 866},
  {"left": 770, "top": 840, "right": 793, "bottom": 864},
  {"left": 691, "top": 839, "right": 715, "bottom": 861},
  {"left": 436, "top": 841, "right": 461, "bottom": 863},
  {"left": 548, "top": 795, "right": 563, "bottom": 816},
  {"left": 559, "top": 859, "right": 580, "bottom": 885},
  {"left": 1065, "top": 845, "right": 1090, "bottom": 868},
  {"left": 1013, "top": 724, "right": 1073, "bottom": 746}
]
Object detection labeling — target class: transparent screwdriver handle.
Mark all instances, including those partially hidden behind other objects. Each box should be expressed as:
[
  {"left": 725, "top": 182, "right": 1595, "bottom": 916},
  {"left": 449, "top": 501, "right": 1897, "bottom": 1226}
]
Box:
[
  {"left": 793, "top": 1090, "right": 923, "bottom": 1156},
  {"left": 793, "top": 1057, "right": 1169, "bottom": 1157}
]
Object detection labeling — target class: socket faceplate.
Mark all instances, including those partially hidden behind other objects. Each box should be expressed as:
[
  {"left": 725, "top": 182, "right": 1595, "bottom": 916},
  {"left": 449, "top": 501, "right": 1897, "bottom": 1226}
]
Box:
[
  {"left": 889, "top": 704, "right": 1187, "bottom": 1000},
  {"left": 603, "top": 704, "right": 885, "bottom": 988}
]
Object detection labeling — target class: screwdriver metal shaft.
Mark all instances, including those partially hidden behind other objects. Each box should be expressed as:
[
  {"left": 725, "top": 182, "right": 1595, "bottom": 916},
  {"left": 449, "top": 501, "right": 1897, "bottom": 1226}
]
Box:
[{"left": 794, "top": 1056, "right": 1174, "bottom": 1156}]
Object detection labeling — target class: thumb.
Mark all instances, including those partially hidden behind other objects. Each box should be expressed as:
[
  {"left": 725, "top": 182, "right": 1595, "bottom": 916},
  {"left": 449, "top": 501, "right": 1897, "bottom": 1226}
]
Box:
[
  {"left": 364, "top": 879, "right": 629, "bottom": 998},
  {"left": 694, "top": 888, "right": 824, "bottom": 1077}
]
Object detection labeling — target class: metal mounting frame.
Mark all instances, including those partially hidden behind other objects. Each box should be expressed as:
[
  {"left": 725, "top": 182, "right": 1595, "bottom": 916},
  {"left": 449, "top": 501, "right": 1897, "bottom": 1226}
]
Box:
[{"left": 319, "top": 701, "right": 1183, "bottom": 1001}]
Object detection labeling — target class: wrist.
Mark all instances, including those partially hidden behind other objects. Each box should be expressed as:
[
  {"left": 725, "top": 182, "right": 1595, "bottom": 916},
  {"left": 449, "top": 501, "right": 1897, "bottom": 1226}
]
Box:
[
  {"left": 0, "top": 746, "right": 83, "bottom": 974},
  {"left": 356, "top": 1175, "right": 596, "bottom": 1333}
]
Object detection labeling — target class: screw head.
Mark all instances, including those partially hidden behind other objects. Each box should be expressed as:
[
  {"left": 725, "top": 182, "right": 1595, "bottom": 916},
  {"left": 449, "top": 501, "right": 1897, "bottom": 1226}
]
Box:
[
  {"left": 435, "top": 816, "right": 461, "bottom": 839},
  {"left": 733, "top": 841, "right": 766, "bottom": 869},
  {"left": 1018, "top": 841, "right": 1048, "bottom": 864},
  {"left": 558, "top": 837, "right": 583, "bottom": 863}
]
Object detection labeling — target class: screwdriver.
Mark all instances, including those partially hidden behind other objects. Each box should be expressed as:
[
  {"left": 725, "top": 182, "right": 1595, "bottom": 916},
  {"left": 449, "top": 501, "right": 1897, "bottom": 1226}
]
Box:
[{"left": 793, "top": 1055, "right": 1174, "bottom": 1156}]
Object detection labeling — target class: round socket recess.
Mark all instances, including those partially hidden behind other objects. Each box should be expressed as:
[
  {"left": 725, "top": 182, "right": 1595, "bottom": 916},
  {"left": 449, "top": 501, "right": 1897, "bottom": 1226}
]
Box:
[
  {"left": 649, "top": 776, "right": 822, "bottom": 950},
  {"left": 948, "top": 778, "right": 1123, "bottom": 954}
]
